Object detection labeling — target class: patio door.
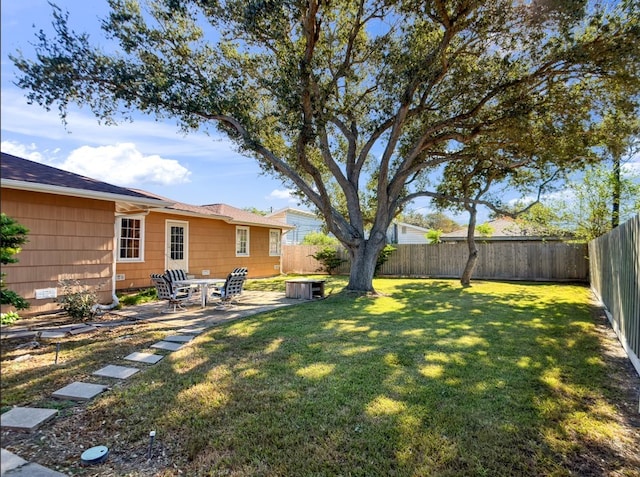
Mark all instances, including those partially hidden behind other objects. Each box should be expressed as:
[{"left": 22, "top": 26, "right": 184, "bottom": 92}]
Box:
[{"left": 165, "top": 220, "right": 189, "bottom": 272}]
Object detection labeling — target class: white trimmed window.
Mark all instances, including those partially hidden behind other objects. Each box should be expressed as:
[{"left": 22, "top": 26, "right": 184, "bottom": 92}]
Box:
[
  {"left": 236, "top": 226, "right": 250, "bottom": 256},
  {"left": 269, "top": 229, "right": 281, "bottom": 256},
  {"left": 117, "top": 216, "right": 145, "bottom": 262}
]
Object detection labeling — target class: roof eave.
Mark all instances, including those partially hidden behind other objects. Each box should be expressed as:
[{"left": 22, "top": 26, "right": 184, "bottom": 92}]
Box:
[
  {"left": 1, "top": 178, "right": 172, "bottom": 210},
  {"left": 150, "top": 207, "right": 294, "bottom": 229},
  {"left": 224, "top": 218, "right": 295, "bottom": 229}
]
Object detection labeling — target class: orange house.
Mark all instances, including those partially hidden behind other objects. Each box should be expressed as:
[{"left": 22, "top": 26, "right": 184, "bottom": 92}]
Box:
[{"left": 1, "top": 153, "right": 291, "bottom": 316}]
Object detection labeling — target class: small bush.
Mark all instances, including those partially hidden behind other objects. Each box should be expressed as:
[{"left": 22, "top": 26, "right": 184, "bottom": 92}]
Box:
[
  {"left": 375, "top": 244, "right": 396, "bottom": 276},
  {"left": 57, "top": 279, "right": 99, "bottom": 321},
  {"left": 311, "top": 247, "right": 346, "bottom": 275},
  {"left": 426, "top": 229, "right": 443, "bottom": 244},
  {"left": 1, "top": 311, "right": 20, "bottom": 326}
]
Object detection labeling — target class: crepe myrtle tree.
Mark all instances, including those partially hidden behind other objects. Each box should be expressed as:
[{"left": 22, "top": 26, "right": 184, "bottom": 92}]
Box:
[{"left": 11, "top": 0, "right": 640, "bottom": 293}]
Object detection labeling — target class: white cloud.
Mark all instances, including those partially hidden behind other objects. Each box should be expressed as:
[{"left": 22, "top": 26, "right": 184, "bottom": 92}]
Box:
[
  {"left": 64, "top": 143, "right": 191, "bottom": 186},
  {"left": 2, "top": 140, "right": 192, "bottom": 186},
  {"left": 622, "top": 154, "right": 640, "bottom": 175},
  {"left": 1, "top": 140, "right": 46, "bottom": 162},
  {"left": 267, "top": 189, "right": 297, "bottom": 202},
  {"left": 0, "top": 88, "right": 247, "bottom": 164}
]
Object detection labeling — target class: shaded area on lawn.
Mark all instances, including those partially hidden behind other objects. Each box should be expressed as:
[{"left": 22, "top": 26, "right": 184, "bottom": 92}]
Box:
[{"left": 73, "top": 280, "right": 639, "bottom": 476}]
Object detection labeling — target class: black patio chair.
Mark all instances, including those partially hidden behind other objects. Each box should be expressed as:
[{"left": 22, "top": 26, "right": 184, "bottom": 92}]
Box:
[
  {"left": 210, "top": 267, "right": 248, "bottom": 309},
  {"left": 150, "top": 273, "right": 194, "bottom": 312}
]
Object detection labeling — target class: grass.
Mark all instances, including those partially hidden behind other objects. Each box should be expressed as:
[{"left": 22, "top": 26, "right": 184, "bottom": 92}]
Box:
[{"left": 2, "top": 277, "right": 638, "bottom": 476}]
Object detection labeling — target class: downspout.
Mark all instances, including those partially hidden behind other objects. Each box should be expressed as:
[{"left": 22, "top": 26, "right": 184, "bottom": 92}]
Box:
[{"left": 91, "top": 215, "right": 121, "bottom": 313}]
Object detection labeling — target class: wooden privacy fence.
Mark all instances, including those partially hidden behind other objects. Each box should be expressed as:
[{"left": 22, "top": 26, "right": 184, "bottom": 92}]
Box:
[
  {"left": 282, "top": 240, "right": 589, "bottom": 282},
  {"left": 589, "top": 214, "right": 640, "bottom": 376}
]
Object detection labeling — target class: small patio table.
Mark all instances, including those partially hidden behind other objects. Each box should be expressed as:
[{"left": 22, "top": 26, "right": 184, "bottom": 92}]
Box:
[{"left": 175, "top": 278, "right": 225, "bottom": 308}]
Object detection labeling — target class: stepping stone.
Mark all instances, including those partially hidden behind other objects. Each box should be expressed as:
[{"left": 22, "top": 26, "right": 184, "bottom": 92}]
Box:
[
  {"left": 1, "top": 448, "right": 27, "bottom": 474},
  {"left": 93, "top": 364, "right": 140, "bottom": 379},
  {"left": 0, "top": 449, "right": 65, "bottom": 476},
  {"left": 4, "top": 461, "right": 67, "bottom": 477},
  {"left": 52, "top": 382, "right": 108, "bottom": 401},
  {"left": 164, "top": 335, "right": 195, "bottom": 343},
  {"left": 1, "top": 330, "right": 38, "bottom": 340},
  {"left": 151, "top": 341, "right": 184, "bottom": 351},
  {"left": 124, "top": 352, "right": 164, "bottom": 364},
  {"left": 0, "top": 407, "right": 58, "bottom": 431},
  {"left": 176, "top": 327, "right": 206, "bottom": 334},
  {"left": 38, "top": 331, "right": 68, "bottom": 339},
  {"left": 68, "top": 325, "right": 98, "bottom": 335}
]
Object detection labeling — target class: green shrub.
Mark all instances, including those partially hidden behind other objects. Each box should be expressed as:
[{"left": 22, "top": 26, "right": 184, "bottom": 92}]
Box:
[
  {"left": 1, "top": 213, "right": 30, "bottom": 310},
  {"left": 1, "top": 311, "right": 20, "bottom": 326},
  {"left": 477, "top": 223, "right": 494, "bottom": 237},
  {"left": 426, "top": 229, "right": 443, "bottom": 244},
  {"left": 311, "top": 247, "right": 346, "bottom": 275},
  {"left": 375, "top": 244, "right": 396, "bottom": 276},
  {"left": 57, "top": 279, "right": 99, "bottom": 321}
]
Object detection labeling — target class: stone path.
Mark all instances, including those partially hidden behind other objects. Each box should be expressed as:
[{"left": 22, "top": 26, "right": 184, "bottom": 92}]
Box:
[{"left": 1, "top": 291, "right": 299, "bottom": 476}]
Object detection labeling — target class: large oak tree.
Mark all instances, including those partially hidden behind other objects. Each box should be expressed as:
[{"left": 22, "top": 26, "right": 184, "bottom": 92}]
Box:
[{"left": 12, "top": 0, "right": 640, "bottom": 292}]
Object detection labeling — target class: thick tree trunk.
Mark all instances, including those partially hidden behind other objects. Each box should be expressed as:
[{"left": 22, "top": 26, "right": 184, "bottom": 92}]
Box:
[
  {"left": 345, "top": 239, "right": 383, "bottom": 293},
  {"left": 460, "top": 208, "right": 479, "bottom": 287}
]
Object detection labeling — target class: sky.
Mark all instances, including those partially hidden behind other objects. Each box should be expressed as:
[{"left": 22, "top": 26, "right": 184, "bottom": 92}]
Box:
[
  {"left": 1, "top": 0, "right": 305, "bottom": 214},
  {"left": 2, "top": 1, "right": 638, "bottom": 228}
]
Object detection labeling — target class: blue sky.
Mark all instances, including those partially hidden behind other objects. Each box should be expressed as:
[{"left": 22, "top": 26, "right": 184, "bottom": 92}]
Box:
[
  {"left": 1, "top": 0, "right": 307, "bottom": 214},
  {"left": 0, "top": 0, "right": 449, "bottom": 223},
  {"left": 3, "top": 1, "right": 637, "bottom": 227}
]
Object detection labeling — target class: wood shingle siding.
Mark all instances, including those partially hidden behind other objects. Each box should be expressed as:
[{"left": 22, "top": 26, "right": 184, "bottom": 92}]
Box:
[{"left": 1, "top": 189, "right": 115, "bottom": 315}]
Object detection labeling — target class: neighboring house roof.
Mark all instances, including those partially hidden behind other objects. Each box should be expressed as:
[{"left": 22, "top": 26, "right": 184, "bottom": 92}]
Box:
[
  {"left": 266, "top": 207, "right": 326, "bottom": 243},
  {"left": 267, "top": 207, "right": 320, "bottom": 219},
  {"left": 1, "top": 153, "right": 170, "bottom": 212},
  {"left": 393, "top": 221, "right": 431, "bottom": 233},
  {"left": 130, "top": 189, "right": 293, "bottom": 229},
  {"left": 440, "top": 217, "right": 551, "bottom": 241},
  {"left": 201, "top": 203, "right": 293, "bottom": 229},
  {"left": 388, "top": 221, "right": 431, "bottom": 244}
]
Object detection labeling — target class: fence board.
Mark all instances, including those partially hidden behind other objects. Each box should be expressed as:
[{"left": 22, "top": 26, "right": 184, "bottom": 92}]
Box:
[
  {"left": 589, "top": 214, "right": 640, "bottom": 377},
  {"left": 284, "top": 240, "right": 589, "bottom": 282}
]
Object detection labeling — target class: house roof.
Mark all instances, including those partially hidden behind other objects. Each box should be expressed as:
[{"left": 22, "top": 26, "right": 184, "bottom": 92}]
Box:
[
  {"left": 393, "top": 221, "right": 431, "bottom": 233},
  {"left": 1, "top": 153, "right": 291, "bottom": 229},
  {"left": 267, "top": 207, "right": 320, "bottom": 219},
  {"left": 440, "top": 217, "right": 548, "bottom": 241},
  {"left": 201, "top": 203, "right": 293, "bottom": 229},
  {"left": 1, "top": 153, "right": 170, "bottom": 212},
  {"left": 130, "top": 190, "right": 293, "bottom": 229}
]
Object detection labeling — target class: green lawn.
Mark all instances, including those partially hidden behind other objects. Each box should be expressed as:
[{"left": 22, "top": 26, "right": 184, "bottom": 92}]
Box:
[
  {"left": 2, "top": 277, "right": 637, "bottom": 476},
  {"left": 85, "top": 278, "right": 637, "bottom": 476}
]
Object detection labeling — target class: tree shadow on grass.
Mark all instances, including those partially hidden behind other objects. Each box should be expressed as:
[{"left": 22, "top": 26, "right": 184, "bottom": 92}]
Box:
[{"left": 5, "top": 279, "right": 637, "bottom": 476}]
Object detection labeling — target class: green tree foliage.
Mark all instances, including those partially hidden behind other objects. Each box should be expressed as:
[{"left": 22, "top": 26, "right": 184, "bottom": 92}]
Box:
[
  {"left": 1, "top": 213, "right": 29, "bottom": 264},
  {"left": 513, "top": 158, "right": 640, "bottom": 241},
  {"left": 11, "top": 0, "right": 640, "bottom": 292},
  {"left": 301, "top": 231, "right": 339, "bottom": 246},
  {"left": 401, "top": 211, "right": 458, "bottom": 233},
  {"left": 242, "top": 207, "right": 268, "bottom": 216},
  {"left": 0, "top": 213, "right": 30, "bottom": 311}
]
